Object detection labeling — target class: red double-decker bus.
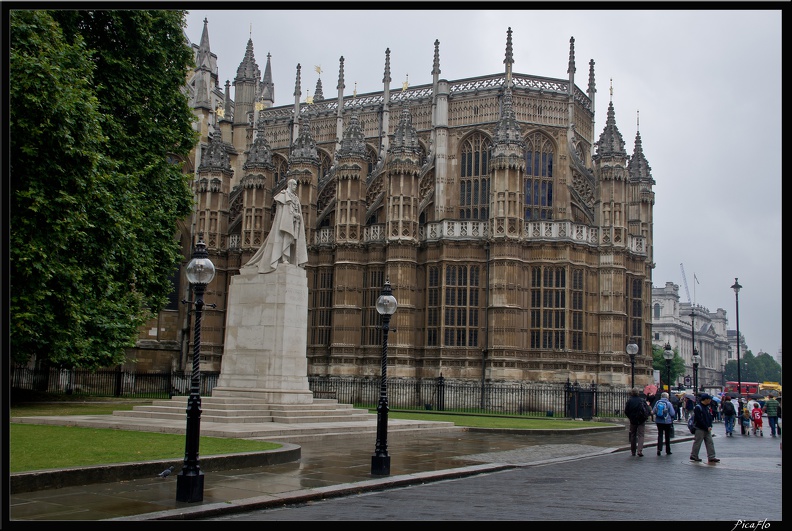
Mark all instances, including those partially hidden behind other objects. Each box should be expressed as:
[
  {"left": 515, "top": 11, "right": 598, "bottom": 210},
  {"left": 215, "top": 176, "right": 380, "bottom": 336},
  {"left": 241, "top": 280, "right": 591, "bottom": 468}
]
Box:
[{"left": 723, "top": 381, "right": 759, "bottom": 396}]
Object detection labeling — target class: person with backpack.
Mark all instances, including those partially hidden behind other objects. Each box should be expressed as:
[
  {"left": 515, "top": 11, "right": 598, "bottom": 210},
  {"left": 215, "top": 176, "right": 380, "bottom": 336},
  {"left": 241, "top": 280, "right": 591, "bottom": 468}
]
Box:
[
  {"left": 652, "top": 392, "right": 676, "bottom": 456},
  {"left": 624, "top": 388, "right": 651, "bottom": 457},
  {"left": 721, "top": 394, "right": 737, "bottom": 437},
  {"left": 670, "top": 393, "right": 682, "bottom": 421},
  {"left": 690, "top": 393, "right": 719, "bottom": 463}
]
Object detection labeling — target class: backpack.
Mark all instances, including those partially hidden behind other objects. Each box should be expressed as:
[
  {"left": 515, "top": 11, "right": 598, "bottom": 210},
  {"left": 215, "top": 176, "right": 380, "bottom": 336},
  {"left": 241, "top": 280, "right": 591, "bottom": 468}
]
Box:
[
  {"left": 655, "top": 400, "right": 668, "bottom": 420},
  {"left": 722, "top": 400, "right": 735, "bottom": 416},
  {"left": 687, "top": 405, "right": 700, "bottom": 434}
]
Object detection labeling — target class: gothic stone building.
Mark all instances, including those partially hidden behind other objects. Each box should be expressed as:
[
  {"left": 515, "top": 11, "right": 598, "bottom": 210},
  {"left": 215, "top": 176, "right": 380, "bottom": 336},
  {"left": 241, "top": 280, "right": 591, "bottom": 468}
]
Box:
[{"left": 129, "top": 22, "right": 657, "bottom": 388}]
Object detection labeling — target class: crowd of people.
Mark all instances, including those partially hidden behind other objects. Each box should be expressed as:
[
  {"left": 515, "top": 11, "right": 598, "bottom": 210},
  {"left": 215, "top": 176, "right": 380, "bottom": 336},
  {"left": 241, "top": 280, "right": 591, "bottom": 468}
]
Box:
[{"left": 623, "top": 387, "right": 781, "bottom": 463}]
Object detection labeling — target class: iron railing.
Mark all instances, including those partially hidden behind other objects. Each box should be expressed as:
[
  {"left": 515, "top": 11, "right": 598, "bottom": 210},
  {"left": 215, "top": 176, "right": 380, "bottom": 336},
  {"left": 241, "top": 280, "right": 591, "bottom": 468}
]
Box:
[{"left": 10, "top": 367, "right": 631, "bottom": 419}]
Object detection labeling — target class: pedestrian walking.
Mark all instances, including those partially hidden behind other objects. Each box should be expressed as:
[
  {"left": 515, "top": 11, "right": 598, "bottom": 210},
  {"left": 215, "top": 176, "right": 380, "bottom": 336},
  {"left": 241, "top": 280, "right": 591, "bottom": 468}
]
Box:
[
  {"left": 721, "top": 395, "right": 737, "bottom": 437},
  {"left": 684, "top": 395, "right": 695, "bottom": 421},
  {"left": 624, "top": 388, "right": 650, "bottom": 457},
  {"left": 762, "top": 394, "right": 780, "bottom": 437},
  {"left": 670, "top": 393, "right": 682, "bottom": 421},
  {"left": 652, "top": 392, "right": 675, "bottom": 455},
  {"left": 740, "top": 404, "right": 751, "bottom": 436},
  {"left": 750, "top": 403, "right": 764, "bottom": 436},
  {"left": 690, "top": 393, "right": 719, "bottom": 463}
]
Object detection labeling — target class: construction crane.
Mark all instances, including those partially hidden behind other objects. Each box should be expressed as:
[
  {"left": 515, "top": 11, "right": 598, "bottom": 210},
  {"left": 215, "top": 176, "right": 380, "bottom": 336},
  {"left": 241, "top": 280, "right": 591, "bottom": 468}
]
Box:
[{"left": 680, "top": 263, "right": 692, "bottom": 303}]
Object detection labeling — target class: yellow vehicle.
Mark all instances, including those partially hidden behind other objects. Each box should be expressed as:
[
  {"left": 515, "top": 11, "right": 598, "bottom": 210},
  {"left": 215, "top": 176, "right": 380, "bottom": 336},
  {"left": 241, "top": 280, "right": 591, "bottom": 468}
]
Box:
[{"left": 759, "top": 381, "right": 782, "bottom": 394}]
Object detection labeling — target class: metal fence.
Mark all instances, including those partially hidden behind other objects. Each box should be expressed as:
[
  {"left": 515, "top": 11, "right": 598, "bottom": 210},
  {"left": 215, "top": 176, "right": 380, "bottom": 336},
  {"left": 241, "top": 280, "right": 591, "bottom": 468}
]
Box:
[
  {"left": 9, "top": 367, "right": 220, "bottom": 399},
  {"left": 10, "top": 367, "right": 631, "bottom": 419}
]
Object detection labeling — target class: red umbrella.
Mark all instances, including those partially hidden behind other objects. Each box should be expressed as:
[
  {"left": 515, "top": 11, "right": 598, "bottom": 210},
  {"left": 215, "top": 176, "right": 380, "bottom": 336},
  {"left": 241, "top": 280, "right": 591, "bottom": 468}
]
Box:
[{"left": 643, "top": 384, "right": 658, "bottom": 396}]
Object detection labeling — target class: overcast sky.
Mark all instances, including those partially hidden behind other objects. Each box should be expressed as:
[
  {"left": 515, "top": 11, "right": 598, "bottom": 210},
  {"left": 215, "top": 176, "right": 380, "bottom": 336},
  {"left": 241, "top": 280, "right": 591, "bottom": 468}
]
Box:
[{"left": 185, "top": 8, "right": 782, "bottom": 360}]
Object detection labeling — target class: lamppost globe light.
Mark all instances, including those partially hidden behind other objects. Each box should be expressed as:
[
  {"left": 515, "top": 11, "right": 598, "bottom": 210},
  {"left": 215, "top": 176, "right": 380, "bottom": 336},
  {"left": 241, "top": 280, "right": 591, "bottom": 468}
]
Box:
[
  {"left": 731, "top": 278, "right": 742, "bottom": 401},
  {"left": 376, "top": 293, "right": 398, "bottom": 316},
  {"left": 372, "top": 278, "right": 396, "bottom": 476},
  {"left": 185, "top": 241, "right": 216, "bottom": 285},
  {"left": 692, "top": 353, "right": 701, "bottom": 365},
  {"left": 626, "top": 342, "right": 638, "bottom": 388},
  {"left": 176, "top": 238, "right": 214, "bottom": 503},
  {"left": 663, "top": 343, "right": 674, "bottom": 360}
]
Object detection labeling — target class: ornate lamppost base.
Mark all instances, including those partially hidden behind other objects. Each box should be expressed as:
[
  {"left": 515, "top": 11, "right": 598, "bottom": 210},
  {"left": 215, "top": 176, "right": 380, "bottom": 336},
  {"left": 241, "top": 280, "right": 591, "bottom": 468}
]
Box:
[
  {"left": 371, "top": 455, "right": 391, "bottom": 476},
  {"left": 176, "top": 472, "right": 204, "bottom": 502}
]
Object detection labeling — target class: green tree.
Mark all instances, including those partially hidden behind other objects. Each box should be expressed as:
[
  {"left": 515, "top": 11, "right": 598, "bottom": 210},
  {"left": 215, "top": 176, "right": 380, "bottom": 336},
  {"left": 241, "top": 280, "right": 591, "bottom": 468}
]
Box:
[
  {"left": 10, "top": 10, "right": 197, "bottom": 369},
  {"left": 652, "top": 343, "right": 685, "bottom": 391}
]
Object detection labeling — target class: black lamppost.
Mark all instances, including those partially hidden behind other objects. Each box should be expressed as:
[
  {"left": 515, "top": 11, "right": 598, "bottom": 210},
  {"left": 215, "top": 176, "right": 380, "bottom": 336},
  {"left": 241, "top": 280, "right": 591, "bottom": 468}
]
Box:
[
  {"left": 371, "top": 278, "right": 397, "bottom": 476},
  {"left": 689, "top": 308, "right": 699, "bottom": 390},
  {"left": 626, "top": 341, "right": 639, "bottom": 388},
  {"left": 731, "top": 278, "right": 742, "bottom": 398},
  {"left": 663, "top": 342, "right": 674, "bottom": 395},
  {"left": 176, "top": 239, "right": 215, "bottom": 502},
  {"left": 692, "top": 352, "right": 701, "bottom": 396}
]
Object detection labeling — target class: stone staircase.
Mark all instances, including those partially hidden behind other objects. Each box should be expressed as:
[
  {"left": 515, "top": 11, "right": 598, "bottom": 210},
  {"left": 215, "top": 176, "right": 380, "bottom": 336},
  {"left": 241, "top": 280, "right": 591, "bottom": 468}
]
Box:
[{"left": 112, "top": 396, "right": 376, "bottom": 424}]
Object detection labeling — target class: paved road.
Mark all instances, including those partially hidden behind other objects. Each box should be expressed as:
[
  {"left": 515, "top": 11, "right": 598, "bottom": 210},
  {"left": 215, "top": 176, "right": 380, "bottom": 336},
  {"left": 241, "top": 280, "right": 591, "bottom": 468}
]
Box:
[{"left": 203, "top": 431, "right": 782, "bottom": 521}]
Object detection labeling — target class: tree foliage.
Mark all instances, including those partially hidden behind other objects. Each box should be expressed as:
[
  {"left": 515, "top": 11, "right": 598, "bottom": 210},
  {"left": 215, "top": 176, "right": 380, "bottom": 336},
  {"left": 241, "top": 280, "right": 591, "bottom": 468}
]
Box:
[
  {"left": 651, "top": 343, "right": 686, "bottom": 390},
  {"left": 724, "top": 350, "right": 782, "bottom": 385},
  {"left": 10, "top": 10, "right": 197, "bottom": 369}
]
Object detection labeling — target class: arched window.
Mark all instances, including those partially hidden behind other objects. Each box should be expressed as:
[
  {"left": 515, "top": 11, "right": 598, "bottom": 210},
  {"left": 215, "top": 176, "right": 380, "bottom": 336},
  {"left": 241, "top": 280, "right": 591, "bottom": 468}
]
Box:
[
  {"left": 524, "top": 132, "right": 555, "bottom": 221},
  {"left": 459, "top": 132, "right": 491, "bottom": 220},
  {"left": 273, "top": 155, "right": 288, "bottom": 185},
  {"left": 654, "top": 303, "right": 661, "bottom": 319}
]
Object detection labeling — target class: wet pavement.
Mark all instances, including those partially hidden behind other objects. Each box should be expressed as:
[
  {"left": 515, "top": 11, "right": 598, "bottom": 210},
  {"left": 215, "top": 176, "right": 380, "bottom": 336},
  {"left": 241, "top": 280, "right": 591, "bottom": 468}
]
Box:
[{"left": 7, "top": 422, "right": 728, "bottom": 522}]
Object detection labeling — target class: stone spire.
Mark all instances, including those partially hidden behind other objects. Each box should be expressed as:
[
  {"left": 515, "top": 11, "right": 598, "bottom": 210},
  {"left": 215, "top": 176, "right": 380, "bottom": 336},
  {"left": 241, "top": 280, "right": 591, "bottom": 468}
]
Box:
[
  {"left": 235, "top": 38, "right": 261, "bottom": 81},
  {"left": 390, "top": 101, "right": 421, "bottom": 155},
  {"left": 338, "top": 100, "right": 367, "bottom": 158},
  {"left": 260, "top": 52, "right": 274, "bottom": 103},
  {"left": 492, "top": 28, "right": 523, "bottom": 152},
  {"left": 196, "top": 18, "right": 212, "bottom": 72},
  {"left": 594, "top": 100, "right": 627, "bottom": 159},
  {"left": 313, "top": 75, "right": 324, "bottom": 103},
  {"left": 628, "top": 112, "right": 654, "bottom": 183},
  {"left": 290, "top": 105, "right": 318, "bottom": 164},
  {"left": 244, "top": 114, "right": 274, "bottom": 169},
  {"left": 432, "top": 39, "right": 441, "bottom": 79},
  {"left": 199, "top": 128, "right": 231, "bottom": 171}
]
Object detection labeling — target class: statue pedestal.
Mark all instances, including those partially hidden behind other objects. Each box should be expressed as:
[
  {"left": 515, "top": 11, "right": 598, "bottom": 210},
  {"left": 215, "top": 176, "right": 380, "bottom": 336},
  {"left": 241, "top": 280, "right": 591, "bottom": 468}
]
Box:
[{"left": 213, "top": 264, "right": 313, "bottom": 404}]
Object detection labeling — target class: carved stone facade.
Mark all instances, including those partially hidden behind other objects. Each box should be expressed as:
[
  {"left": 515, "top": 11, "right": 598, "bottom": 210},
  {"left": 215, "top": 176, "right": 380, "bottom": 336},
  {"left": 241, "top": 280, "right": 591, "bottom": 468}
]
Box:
[{"left": 129, "top": 22, "right": 656, "bottom": 388}]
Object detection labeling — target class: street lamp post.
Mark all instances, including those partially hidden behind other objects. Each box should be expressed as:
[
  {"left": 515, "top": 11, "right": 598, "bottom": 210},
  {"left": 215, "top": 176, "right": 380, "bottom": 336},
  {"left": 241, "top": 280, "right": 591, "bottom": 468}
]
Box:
[
  {"left": 371, "top": 278, "right": 397, "bottom": 476},
  {"left": 689, "top": 308, "right": 698, "bottom": 391},
  {"left": 731, "top": 278, "right": 742, "bottom": 399},
  {"left": 663, "top": 342, "right": 674, "bottom": 395},
  {"left": 692, "top": 352, "right": 701, "bottom": 396},
  {"left": 176, "top": 240, "right": 215, "bottom": 503},
  {"left": 626, "top": 342, "right": 639, "bottom": 388}
]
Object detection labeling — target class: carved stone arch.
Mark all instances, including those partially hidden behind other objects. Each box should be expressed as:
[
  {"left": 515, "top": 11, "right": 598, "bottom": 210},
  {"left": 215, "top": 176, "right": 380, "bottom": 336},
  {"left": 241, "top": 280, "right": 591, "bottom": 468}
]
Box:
[
  {"left": 365, "top": 144, "right": 378, "bottom": 176},
  {"left": 317, "top": 148, "right": 333, "bottom": 182},
  {"left": 522, "top": 128, "right": 559, "bottom": 155},
  {"left": 272, "top": 153, "right": 289, "bottom": 185}
]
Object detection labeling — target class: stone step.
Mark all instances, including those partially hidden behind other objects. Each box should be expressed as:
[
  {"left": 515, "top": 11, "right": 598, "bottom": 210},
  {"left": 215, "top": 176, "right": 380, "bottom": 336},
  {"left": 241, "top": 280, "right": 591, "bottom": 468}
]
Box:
[
  {"left": 113, "top": 410, "right": 275, "bottom": 424},
  {"left": 272, "top": 414, "right": 376, "bottom": 424}
]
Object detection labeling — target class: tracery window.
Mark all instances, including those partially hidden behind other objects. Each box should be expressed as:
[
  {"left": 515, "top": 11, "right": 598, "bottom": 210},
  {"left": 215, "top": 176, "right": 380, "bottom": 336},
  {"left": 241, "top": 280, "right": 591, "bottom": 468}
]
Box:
[
  {"left": 362, "top": 268, "right": 386, "bottom": 346},
  {"left": 443, "top": 265, "right": 480, "bottom": 347},
  {"left": 311, "top": 268, "right": 333, "bottom": 346},
  {"left": 427, "top": 266, "right": 440, "bottom": 347},
  {"left": 524, "top": 132, "right": 554, "bottom": 221},
  {"left": 459, "top": 133, "right": 490, "bottom": 220},
  {"left": 273, "top": 155, "right": 288, "bottom": 185},
  {"left": 570, "top": 269, "right": 584, "bottom": 351},
  {"left": 629, "top": 278, "right": 643, "bottom": 339},
  {"left": 530, "top": 266, "right": 566, "bottom": 350}
]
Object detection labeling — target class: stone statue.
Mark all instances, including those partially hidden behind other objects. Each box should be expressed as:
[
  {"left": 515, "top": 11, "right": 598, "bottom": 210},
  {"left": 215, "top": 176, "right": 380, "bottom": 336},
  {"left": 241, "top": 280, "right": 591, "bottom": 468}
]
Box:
[{"left": 242, "top": 178, "right": 308, "bottom": 273}]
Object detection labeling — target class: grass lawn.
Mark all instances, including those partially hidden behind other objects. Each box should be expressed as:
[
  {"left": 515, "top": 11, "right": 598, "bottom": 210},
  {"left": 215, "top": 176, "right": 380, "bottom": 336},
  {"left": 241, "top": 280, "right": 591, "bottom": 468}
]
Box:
[{"left": 9, "top": 394, "right": 620, "bottom": 472}]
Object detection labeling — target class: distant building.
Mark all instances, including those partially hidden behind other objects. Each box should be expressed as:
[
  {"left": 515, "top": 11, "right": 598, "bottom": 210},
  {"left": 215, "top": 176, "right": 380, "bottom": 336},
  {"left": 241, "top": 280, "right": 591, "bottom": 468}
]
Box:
[
  {"left": 128, "top": 22, "right": 657, "bottom": 388},
  {"left": 652, "top": 282, "right": 740, "bottom": 390}
]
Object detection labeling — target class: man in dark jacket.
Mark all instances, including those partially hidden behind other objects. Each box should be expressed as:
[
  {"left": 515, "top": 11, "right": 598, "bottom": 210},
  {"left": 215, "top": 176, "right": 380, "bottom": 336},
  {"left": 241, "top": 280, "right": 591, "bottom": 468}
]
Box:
[
  {"left": 670, "top": 393, "right": 682, "bottom": 421},
  {"left": 624, "top": 388, "right": 650, "bottom": 457},
  {"left": 690, "top": 393, "right": 719, "bottom": 463}
]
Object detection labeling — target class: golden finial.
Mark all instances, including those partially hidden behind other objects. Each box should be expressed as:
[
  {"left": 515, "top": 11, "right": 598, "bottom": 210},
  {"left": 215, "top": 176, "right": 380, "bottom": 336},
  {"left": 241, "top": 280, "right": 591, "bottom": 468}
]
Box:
[
  {"left": 402, "top": 73, "right": 409, "bottom": 92},
  {"left": 216, "top": 105, "right": 225, "bottom": 118},
  {"left": 637, "top": 109, "right": 640, "bottom": 129},
  {"left": 609, "top": 78, "right": 613, "bottom": 101},
  {"left": 353, "top": 81, "right": 357, "bottom": 98},
  {"left": 255, "top": 101, "right": 264, "bottom": 111},
  {"left": 306, "top": 89, "right": 313, "bottom": 105},
  {"left": 315, "top": 65, "right": 322, "bottom": 75}
]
